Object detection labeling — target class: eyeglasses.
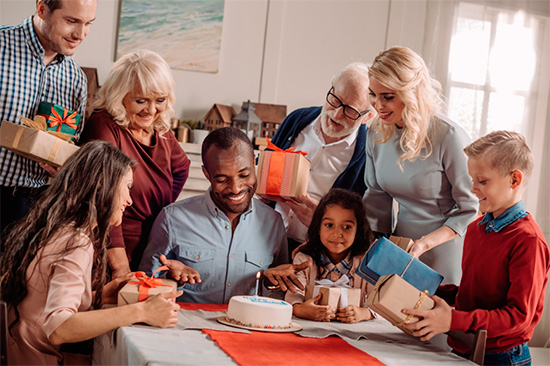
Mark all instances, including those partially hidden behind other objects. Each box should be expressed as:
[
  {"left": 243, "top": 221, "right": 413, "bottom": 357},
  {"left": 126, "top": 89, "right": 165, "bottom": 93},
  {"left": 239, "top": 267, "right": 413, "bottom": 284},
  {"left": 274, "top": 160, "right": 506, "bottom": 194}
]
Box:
[{"left": 326, "top": 87, "right": 369, "bottom": 120}]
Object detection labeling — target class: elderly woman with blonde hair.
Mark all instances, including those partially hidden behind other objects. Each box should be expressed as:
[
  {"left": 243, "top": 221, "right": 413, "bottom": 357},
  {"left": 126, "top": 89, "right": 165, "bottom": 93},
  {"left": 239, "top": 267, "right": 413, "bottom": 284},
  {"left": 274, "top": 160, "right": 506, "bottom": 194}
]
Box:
[
  {"left": 79, "top": 49, "right": 190, "bottom": 278},
  {"left": 363, "top": 46, "right": 478, "bottom": 284}
]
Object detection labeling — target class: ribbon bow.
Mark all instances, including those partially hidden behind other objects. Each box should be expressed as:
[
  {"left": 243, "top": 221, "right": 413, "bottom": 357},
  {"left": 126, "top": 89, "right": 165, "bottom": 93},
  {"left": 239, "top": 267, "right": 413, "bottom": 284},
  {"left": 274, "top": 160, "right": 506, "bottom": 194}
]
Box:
[
  {"left": 266, "top": 138, "right": 308, "bottom": 156},
  {"left": 47, "top": 106, "right": 78, "bottom": 132},
  {"left": 313, "top": 275, "right": 352, "bottom": 308},
  {"left": 129, "top": 265, "right": 172, "bottom": 302}
]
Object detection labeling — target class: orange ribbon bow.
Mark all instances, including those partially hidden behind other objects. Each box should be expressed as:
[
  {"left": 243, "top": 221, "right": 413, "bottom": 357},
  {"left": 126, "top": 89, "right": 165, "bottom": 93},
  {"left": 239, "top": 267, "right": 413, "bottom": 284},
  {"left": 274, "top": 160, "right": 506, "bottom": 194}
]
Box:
[
  {"left": 47, "top": 106, "right": 78, "bottom": 132},
  {"left": 266, "top": 138, "right": 308, "bottom": 156},
  {"left": 129, "top": 265, "right": 173, "bottom": 302}
]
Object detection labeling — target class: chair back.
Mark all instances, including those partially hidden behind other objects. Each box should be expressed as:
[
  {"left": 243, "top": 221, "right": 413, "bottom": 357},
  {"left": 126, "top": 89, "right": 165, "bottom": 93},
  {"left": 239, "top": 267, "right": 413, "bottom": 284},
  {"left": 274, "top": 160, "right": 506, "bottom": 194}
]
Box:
[
  {"left": 447, "top": 329, "right": 487, "bottom": 365},
  {"left": 1, "top": 300, "right": 7, "bottom": 366}
]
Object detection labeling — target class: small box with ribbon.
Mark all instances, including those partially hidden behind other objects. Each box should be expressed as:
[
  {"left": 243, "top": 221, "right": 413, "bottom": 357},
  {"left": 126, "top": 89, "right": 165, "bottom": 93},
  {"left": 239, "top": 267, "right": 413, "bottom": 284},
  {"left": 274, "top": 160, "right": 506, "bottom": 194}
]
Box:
[
  {"left": 304, "top": 275, "right": 361, "bottom": 311},
  {"left": 0, "top": 119, "right": 79, "bottom": 168},
  {"left": 366, "top": 274, "right": 435, "bottom": 335},
  {"left": 256, "top": 139, "right": 310, "bottom": 201},
  {"left": 389, "top": 235, "right": 415, "bottom": 253},
  {"left": 355, "top": 237, "right": 443, "bottom": 296},
  {"left": 37, "top": 102, "right": 82, "bottom": 137},
  {"left": 117, "top": 266, "right": 177, "bottom": 306}
]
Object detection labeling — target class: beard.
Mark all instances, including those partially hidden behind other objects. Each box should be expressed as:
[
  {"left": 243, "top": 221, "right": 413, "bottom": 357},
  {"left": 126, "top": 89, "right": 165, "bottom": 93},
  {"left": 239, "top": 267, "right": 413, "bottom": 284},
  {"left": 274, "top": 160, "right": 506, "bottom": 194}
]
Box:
[{"left": 319, "top": 107, "right": 361, "bottom": 139}]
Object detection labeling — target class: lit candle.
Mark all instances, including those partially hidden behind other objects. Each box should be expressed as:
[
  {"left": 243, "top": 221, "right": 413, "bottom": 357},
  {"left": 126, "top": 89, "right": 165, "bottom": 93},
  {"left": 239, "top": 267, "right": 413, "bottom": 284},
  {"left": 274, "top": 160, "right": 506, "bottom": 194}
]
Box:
[{"left": 255, "top": 271, "right": 261, "bottom": 296}]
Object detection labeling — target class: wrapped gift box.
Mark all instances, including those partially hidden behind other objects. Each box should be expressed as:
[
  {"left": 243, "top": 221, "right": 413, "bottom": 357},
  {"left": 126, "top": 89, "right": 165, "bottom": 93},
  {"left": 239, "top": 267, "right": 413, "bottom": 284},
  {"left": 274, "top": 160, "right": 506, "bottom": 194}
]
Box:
[
  {"left": 356, "top": 237, "right": 443, "bottom": 295},
  {"left": 37, "top": 102, "right": 81, "bottom": 136},
  {"left": 118, "top": 272, "right": 177, "bottom": 306},
  {"left": 256, "top": 147, "right": 310, "bottom": 201},
  {"left": 304, "top": 284, "right": 361, "bottom": 309},
  {"left": 366, "top": 274, "right": 435, "bottom": 335},
  {"left": 389, "top": 235, "right": 414, "bottom": 252},
  {"left": 0, "top": 120, "right": 79, "bottom": 168}
]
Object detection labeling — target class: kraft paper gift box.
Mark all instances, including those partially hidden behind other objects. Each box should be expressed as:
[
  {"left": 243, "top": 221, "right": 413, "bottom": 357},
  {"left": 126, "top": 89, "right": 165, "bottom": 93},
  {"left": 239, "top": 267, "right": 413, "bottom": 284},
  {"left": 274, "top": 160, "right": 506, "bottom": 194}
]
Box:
[
  {"left": 366, "top": 274, "right": 435, "bottom": 335},
  {"left": 0, "top": 120, "right": 79, "bottom": 168},
  {"left": 389, "top": 235, "right": 414, "bottom": 253},
  {"left": 256, "top": 141, "right": 310, "bottom": 201},
  {"left": 37, "top": 102, "right": 82, "bottom": 137},
  {"left": 355, "top": 237, "right": 443, "bottom": 295},
  {"left": 304, "top": 276, "right": 361, "bottom": 310},
  {"left": 117, "top": 269, "right": 177, "bottom": 306}
]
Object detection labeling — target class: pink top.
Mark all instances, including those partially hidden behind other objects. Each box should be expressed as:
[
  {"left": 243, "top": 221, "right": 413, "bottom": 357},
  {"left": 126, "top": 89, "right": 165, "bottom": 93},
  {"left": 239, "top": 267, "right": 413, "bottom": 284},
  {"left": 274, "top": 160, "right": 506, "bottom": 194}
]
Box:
[{"left": 7, "top": 229, "right": 93, "bottom": 365}]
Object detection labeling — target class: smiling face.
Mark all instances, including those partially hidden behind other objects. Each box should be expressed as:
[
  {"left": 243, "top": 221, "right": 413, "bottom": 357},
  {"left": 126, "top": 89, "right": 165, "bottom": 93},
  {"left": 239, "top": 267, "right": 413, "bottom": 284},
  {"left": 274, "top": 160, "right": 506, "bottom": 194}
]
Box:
[
  {"left": 467, "top": 156, "right": 522, "bottom": 218},
  {"left": 34, "top": 0, "right": 96, "bottom": 61},
  {"left": 202, "top": 141, "right": 257, "bottom": 224},
  {"left": 368, "top": 77, "right": 405, "bottom": 128},
  {"left": 320, "top": 75, "right": 370, "bottom": 143},
  {"left": 319, "top": 204, "right": 357, "bottom": 264},
  {"left": 110, "top": 168, "right": 133, "bottom": 227},
  {"left": 122, "top": 91, "right": 168, "bottom": 131}
]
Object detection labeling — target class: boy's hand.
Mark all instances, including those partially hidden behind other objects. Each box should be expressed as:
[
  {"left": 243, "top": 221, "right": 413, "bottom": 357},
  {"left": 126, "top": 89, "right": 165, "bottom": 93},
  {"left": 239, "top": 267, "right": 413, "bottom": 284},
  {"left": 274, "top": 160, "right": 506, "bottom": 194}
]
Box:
[
  {"left": 336, "top": 305, "right": 373, "bottom": 323},
  {"left": 293, "top": 294, "right": 335, "bottom": 321},
  {"left": 402, "top": 295, "right": 452, "bottom": 341}
]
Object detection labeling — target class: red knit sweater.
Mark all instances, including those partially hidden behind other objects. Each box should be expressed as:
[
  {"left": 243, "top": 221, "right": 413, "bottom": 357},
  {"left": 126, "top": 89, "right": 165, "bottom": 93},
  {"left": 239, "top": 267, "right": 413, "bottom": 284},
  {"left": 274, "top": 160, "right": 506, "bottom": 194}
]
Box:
[
  {"left": 79, "top": 110, "right": 190, "bottom": 269},
  {"left": 446, "top": 214, "right": 549, "bottom": 353}
]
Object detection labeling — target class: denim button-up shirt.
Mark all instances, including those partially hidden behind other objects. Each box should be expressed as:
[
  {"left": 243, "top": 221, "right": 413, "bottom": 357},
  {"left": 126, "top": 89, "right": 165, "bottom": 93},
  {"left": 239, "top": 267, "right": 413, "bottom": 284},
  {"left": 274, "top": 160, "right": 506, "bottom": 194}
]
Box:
[
  {"left": 478, "top": 201, "right": 528, "bottom": 233},
  {"left": 140, "top": 190, "right": 288, "bottom": 304}
]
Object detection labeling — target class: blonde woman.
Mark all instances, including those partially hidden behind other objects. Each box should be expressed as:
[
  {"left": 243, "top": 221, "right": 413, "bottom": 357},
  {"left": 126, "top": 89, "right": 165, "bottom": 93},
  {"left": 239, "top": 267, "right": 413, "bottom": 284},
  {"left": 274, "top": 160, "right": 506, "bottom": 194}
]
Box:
[
  {"left": 79, "top": 50, "right": 190, "bottom": 277},
  {"left": 363, "top": 46, "right": 478, "bottom": 284}
]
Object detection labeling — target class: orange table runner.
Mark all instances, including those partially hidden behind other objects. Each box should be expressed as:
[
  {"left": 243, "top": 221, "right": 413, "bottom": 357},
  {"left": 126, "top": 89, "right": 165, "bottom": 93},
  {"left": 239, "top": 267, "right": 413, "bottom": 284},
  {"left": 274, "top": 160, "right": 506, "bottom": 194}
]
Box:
[{"left": 178, "top": 303, "right": 385, "bottom": 366}]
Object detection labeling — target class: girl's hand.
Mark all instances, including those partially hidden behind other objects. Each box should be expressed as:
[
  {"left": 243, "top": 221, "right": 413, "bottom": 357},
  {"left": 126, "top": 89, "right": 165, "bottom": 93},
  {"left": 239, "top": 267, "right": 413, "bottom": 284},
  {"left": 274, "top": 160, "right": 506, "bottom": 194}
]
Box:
[
  {"left": 140, "top": 290, "right": 182, "bottom": 328},
  {"left": 102, "top": 272, "right": 134, "bottom": 304},
  {"left": 336, "top": 305, "right": 373, "bottom": 323},
  {"left": 292, "top": 294, "right": 335, "bottom": 321}
]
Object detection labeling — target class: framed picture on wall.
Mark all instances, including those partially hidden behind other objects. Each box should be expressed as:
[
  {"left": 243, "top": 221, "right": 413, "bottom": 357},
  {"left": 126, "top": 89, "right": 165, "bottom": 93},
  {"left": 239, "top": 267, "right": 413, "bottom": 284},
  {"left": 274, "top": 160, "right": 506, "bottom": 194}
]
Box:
[{"left": 115, "top": 0, "right": 225, "bottom": 73}]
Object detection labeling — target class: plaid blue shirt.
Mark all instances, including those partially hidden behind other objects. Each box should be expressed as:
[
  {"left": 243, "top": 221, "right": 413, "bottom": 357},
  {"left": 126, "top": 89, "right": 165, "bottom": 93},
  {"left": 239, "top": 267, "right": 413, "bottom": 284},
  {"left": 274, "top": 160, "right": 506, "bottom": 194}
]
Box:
[{"left": 0, "top": 16, "right": 87, "bottom": 187}]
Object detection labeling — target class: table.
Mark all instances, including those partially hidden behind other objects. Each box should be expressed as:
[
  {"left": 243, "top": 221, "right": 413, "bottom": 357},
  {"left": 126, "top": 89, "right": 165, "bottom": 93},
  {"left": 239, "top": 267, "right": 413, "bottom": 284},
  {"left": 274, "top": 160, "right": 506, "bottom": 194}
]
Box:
[{"left": 93, "top": 304, "right": 475, "bottom": 366}]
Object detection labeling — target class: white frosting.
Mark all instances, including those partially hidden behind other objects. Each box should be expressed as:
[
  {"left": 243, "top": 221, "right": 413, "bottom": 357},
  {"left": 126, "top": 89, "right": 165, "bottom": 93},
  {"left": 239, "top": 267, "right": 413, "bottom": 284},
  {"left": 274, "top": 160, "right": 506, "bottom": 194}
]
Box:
[{"left": 226, "top": 296, "right": 293, "bottom": 329}]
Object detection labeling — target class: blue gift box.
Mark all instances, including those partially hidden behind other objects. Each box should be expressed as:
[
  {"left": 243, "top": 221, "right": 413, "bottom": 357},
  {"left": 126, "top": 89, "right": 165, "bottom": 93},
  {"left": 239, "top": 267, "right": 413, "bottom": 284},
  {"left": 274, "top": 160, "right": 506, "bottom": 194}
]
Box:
[{"left": 356, "top": 237, "right": 444, "bottom": 295}]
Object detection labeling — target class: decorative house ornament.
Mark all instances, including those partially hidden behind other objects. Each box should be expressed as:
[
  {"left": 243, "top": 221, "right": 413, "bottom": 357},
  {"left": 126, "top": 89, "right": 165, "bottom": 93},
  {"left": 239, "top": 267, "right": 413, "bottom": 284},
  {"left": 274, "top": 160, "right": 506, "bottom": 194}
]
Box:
[
  {"left": 203, "top": 104, "right": 237, "bottom": 132},
  {"left": 233, "top": 100, "right": 262, "bottom": 140}
]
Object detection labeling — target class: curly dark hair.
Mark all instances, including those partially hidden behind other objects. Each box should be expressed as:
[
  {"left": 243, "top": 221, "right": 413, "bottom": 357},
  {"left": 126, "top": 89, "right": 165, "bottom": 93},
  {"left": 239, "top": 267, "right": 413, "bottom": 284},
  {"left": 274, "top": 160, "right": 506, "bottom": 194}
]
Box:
[
  {"left": 0, "top": 140, "right": 136, "bottom": 332},
  {"left": 300, "top": 188, "right": 373, "bottom": 267}
]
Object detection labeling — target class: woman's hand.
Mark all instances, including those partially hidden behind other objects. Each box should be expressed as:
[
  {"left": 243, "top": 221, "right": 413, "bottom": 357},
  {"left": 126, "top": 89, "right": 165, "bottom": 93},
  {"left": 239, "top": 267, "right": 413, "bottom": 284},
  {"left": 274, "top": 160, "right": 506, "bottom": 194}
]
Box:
[
  {"left": 292, "top": 295, "right": 335, "bottom": 321},
  {"left": 140, "top": 290, "right": 183, "bottom": 328},
  {"left": 409, "top": 226, "right": 458, "bottom": 258},
  {"left": 102, "top": 273, "right": 133, "bottom": 304},
  {"left": 336, "top": 305, "right": 373, "bottom": 323}
]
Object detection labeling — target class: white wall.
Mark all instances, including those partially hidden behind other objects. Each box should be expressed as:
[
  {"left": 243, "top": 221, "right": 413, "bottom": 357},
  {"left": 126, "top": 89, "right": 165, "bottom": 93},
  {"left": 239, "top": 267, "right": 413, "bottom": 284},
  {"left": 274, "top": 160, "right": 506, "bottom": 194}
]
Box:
[{"left": 0, "top": 0, "right": 426, "bottom": 121}]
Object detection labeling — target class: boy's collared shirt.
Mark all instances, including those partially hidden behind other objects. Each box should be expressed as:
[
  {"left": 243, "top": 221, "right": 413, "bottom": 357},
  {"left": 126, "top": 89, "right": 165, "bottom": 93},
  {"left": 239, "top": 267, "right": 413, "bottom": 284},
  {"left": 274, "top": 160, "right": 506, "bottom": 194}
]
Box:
[{"left": 478, "top": 201, "right": 527, "bottom": 233}]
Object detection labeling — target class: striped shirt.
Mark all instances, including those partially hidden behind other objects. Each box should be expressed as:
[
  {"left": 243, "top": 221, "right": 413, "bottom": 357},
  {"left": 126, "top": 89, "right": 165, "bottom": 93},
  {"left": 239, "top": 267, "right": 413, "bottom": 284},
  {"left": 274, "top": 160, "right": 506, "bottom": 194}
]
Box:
[{"left": 0, "top": 16, "right": 87, "bottom": 187}]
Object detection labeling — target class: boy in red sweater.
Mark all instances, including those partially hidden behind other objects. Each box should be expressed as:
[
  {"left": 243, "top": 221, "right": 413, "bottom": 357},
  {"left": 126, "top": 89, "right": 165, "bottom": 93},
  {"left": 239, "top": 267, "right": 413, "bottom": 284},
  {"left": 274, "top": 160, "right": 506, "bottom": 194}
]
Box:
[{"left": 403, "top": 130, "right": 549, "bottom": 366}]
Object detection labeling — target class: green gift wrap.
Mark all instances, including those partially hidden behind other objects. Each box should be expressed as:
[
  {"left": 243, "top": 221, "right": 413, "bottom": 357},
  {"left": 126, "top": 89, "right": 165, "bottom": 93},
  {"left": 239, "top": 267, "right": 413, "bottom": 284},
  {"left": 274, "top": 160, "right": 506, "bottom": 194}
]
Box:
[{"left": 38, "top": 102, "right": 82, "bottom": 136}]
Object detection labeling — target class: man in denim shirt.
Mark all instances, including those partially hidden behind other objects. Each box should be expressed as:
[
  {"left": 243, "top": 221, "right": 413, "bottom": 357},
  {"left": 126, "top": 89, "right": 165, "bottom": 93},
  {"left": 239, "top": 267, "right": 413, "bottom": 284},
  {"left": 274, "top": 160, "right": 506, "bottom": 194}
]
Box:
[{"left": 140, "top": 128, "right": 308, "bottom": 304}]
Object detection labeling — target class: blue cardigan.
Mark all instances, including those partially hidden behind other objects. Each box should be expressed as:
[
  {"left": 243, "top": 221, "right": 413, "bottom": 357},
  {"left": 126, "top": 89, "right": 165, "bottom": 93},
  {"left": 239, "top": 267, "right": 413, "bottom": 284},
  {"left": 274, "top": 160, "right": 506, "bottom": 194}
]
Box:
[{"left": 270, "top": 106, "right": 367, "bottom": 195}]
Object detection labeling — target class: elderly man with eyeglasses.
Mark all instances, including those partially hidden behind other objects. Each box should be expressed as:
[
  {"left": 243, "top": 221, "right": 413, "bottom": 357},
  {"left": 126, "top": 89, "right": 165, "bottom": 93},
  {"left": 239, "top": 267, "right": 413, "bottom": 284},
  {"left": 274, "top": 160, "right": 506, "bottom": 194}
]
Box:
[{"left": 270, "top": 62, "right": 375, "bottom": 257}]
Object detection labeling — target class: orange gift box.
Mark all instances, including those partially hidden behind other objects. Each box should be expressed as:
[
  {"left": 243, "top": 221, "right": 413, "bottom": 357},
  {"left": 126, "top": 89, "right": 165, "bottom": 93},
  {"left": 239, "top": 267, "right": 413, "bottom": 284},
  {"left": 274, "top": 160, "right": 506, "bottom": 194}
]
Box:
[
  {"left": 117, "top": 267, "right": 177, "bottom": 306},
  {"left": 256, "top": 141, "right": 310, "bottom": 201}
]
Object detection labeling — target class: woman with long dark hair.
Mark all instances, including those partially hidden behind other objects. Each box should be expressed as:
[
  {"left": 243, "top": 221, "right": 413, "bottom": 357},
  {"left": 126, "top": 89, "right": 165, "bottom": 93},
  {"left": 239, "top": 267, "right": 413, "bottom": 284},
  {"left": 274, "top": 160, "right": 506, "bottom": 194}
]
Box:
[{"left": 0, "top": 141, "right": 180, "bottom": 365}]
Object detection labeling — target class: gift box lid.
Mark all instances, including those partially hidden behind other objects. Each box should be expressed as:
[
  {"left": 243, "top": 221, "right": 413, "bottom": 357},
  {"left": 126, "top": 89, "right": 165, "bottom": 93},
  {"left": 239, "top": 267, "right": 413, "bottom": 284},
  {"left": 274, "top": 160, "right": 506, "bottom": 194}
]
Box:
[{"left": 356, "top": 237, "right": 443, "bottom": 295}]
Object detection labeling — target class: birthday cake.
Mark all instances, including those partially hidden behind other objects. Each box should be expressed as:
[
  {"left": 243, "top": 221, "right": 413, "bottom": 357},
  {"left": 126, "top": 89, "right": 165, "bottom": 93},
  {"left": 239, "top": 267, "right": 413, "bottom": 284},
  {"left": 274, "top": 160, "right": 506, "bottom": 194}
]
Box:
[{"left": 225, "top": 296, "right": 293, "bottom": 330}]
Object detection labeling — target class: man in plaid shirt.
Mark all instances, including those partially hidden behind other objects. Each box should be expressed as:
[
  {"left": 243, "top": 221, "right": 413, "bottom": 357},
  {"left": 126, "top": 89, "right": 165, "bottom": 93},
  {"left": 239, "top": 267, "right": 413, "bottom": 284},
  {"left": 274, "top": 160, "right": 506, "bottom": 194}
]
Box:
[{"left": 0, "top": 0, "right": 97, "bottom": 245}]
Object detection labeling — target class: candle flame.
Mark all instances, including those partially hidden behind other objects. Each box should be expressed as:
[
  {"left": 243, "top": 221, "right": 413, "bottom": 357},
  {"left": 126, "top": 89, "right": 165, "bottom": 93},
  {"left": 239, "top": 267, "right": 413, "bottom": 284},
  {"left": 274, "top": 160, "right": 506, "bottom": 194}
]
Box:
[{"left": 256, "top": 271, "right": 261, "bottom": 279}]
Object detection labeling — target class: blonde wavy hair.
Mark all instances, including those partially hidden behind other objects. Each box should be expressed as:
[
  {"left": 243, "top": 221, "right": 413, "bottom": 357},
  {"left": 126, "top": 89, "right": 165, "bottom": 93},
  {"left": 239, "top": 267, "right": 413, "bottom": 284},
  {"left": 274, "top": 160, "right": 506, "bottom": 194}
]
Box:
[
  {"left": 93, "top": 49, "right": 175, "bottom": 136},
  {"left": 369, "top": 46, "right": 443, "bottom": 167}
]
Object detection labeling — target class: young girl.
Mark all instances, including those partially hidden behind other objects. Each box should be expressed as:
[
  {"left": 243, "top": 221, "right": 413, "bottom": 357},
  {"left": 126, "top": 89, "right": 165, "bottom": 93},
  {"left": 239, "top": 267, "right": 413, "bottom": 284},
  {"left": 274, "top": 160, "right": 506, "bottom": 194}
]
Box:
[
  {"left": 285, "top": 188, "right": 375, "bottom": 323},
  {"left": 0, "top": 141, "right": 181, "bottom": 365}
]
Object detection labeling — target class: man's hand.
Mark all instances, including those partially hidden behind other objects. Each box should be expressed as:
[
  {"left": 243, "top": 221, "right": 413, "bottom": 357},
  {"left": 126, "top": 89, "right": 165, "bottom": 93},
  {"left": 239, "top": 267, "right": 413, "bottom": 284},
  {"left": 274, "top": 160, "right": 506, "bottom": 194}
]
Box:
[
  {"left": 159, "top": 254, "right": 201, "bottom": 286},
  {"left": 263, "top": 261, "right": 312, "bottom": 293},
  {"left": 285, "top": 195, "right": 319, "bottom": 227},
  {"left": 39, "top": 162, "right": 59, "bottom": 177},
  {"left": 402, "top": 295, "right": 452, "bottom": 341}
]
